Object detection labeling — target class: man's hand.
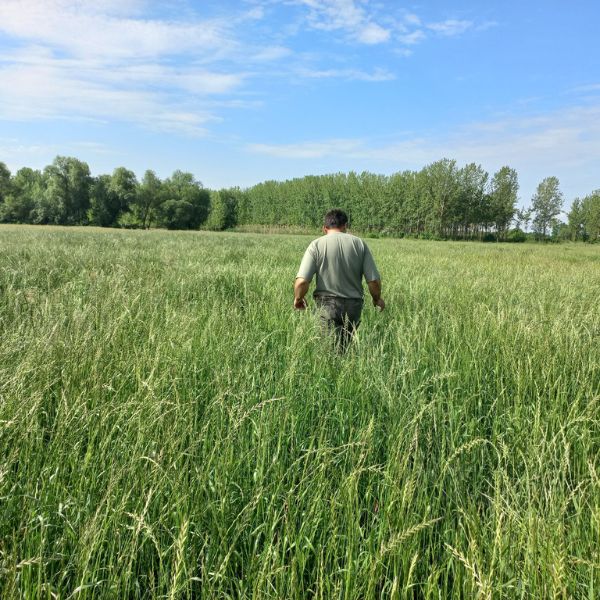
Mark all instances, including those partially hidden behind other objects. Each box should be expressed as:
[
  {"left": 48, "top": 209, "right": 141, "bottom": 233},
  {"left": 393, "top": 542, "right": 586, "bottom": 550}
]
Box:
[
  {"left": 367, "top": 279, "right": 385, "bottom": 311},
  {"left": 294, "top": 297, "right": 307, "bottom": 310},
  {"left": 293, "top": 277, "right": 310, "bottom": 311},
  {"left": 373, "top": 298, "right": 385, "bottom": 311}
]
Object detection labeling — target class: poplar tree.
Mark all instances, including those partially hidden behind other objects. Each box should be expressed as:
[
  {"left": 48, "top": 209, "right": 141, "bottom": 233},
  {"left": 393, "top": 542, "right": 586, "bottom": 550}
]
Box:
[
  {"left": 422, "top": 159, "right": 459, "bottom": 236},
  {"left": 580, "top": 190, "right": 600, "bottom": 241},
  {"left": 489, "top": 167, "right": 518, "bottom": 238},
  {"left": 567, "top": 199, "right": 585, "bottom": 241},
  {"left": 532, "top": 177, "right": 563, "bottom": 238}
]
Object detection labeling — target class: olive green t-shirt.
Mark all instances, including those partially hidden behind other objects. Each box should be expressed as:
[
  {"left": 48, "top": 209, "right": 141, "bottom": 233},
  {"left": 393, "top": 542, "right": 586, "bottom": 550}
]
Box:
[{"left": 296, "top": 232, "right": 381, "bottom": 299}]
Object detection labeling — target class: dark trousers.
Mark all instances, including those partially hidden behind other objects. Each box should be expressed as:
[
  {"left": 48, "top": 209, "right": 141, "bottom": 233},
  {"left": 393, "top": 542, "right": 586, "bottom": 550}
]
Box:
[{"left": 313, "top": 295, "right": 364, "bottom": 351}]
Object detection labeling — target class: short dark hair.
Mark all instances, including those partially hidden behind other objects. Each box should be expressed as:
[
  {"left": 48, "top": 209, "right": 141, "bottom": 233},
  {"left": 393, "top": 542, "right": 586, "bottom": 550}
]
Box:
[{"left": 324, "top": 209, "right": 348, "bottom": 229}]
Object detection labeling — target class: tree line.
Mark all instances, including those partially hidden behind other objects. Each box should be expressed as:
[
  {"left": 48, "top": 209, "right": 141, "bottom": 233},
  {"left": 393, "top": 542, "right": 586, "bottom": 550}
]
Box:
[{"left": 0, "top": 156, "right": 598, "bottom": 241}]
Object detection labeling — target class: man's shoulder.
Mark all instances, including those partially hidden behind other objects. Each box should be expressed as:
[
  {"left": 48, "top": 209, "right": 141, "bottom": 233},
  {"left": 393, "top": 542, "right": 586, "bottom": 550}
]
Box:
[
  {"left": 346, "top": 232, "right": 364, "bottom": 242},
  {"left": 342, "top": 233, "right": 366, "bottom": 248},
  {"left": 316, "top": 232, "right": 366, "bottom": 247},
  {"left": 311, "top": 234, "right": 330, "bottom": 247},
  {"left": 303, "top": 237, "right": 321, "bottom": 254},
  {"left": 323, "top": 232, "right": 363, "bottom": 241},
  {"left": 312, "top": 232, "right": 366, "bottom": 249}
]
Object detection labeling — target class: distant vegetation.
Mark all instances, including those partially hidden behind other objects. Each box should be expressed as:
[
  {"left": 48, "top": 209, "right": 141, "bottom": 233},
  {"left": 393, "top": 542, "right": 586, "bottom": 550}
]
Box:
[{"left": 0, "top": 157, "right": 599, "bottom": 241}]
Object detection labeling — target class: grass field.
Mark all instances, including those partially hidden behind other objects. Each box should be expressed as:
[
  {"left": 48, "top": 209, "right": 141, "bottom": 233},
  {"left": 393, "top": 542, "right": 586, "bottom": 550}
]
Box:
[{"left": 0, "top": 225, "right": 599, "bottom": 598}]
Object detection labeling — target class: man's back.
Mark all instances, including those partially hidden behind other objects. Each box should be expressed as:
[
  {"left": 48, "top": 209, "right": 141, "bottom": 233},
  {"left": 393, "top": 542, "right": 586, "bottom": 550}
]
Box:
[
  {"left": 293, "top": 209, "right": 385, "bottom": 351},
  {"left": 296, "top": 231, "right": 380, "bottom": 299}
]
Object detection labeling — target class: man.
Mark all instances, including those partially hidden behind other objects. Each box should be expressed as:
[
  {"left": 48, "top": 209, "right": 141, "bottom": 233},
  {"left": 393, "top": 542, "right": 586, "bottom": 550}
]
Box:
[{"left": 294, "top": 209, "right": 385, "bottom": 350}]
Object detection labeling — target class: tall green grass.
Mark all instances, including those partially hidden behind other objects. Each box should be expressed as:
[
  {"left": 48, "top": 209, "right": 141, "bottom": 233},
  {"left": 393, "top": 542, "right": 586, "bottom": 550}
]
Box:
[{"left": 1, "top": 225, "right": 599, "bottom": 598}]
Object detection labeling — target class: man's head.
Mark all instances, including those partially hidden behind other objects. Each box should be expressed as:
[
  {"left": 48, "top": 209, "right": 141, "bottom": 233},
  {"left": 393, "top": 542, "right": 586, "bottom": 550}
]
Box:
[{"left": 323, "top": 209, "right": 349, "bottom": 232}]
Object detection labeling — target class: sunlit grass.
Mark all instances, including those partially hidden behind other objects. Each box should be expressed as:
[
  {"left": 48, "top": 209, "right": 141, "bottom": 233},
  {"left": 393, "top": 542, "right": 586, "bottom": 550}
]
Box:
[{"left": 0, "top": 225, "right": 599, "bottom": 598}]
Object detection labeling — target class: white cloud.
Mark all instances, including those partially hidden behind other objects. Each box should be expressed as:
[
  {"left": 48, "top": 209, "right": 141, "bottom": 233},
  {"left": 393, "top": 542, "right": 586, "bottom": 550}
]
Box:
[
  {"left": 427, "top": 19, "right": 473, "bottom": 37},
  {"left": 247, "top": 104, "right": 600, "bottom": 165},
  {"left": 403, "top": 13, "right": 421, "bottom": 27},
  {"left": 398, "top": 30, "right": 425, "bottom": 45},
  {"left": 571, "top": 83, "right": 600, "bottom": 93},
  {"left": 294, "top": 0, "right": 391, "bottom": 45},
  {"left": 250, "top": 46, "right": 293, "bottom": 61},
  {"left": 0, "top": 1, "right": 233, "bottom": 60},
  {"left": 356, "top": 22, "right": 391, "bottom": 44},
  {"left": 0, "top": 1, "right": 253, "bottom": 134},
  {"left": 0, "top": 137, "right": 112, "bottom": 168},
  {"left": 475, "top": 21, "right": 499, "bottom": 32},
  {"left": 0, "top": 41, "right": 246, "bottom": 134},
  {"left": 0, "top": 58, "right": 220, "bottom": 135},
  {"left": 394, "top": 48, "right": 414, "bottom": 58},
  {"left": 284, "top": 2, "right": 486, "bottom": 50},
  {"left": 0, "top": 139, "right": 60, "bottom": 161},
  {"left": 248, "top": 138, "right": 364, "bottom": 159},
  {"left": 297, "top": 66, "right": 395, "bottom": 82},
  {"left": 245, "top": 6, "right": 266, "bottom": 20}
]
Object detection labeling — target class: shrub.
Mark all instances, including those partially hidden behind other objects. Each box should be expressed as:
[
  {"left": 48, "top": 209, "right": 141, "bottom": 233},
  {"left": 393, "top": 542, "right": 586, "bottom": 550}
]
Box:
[{"left": 505, "top": 228, "right": 527, "bottom": 243}]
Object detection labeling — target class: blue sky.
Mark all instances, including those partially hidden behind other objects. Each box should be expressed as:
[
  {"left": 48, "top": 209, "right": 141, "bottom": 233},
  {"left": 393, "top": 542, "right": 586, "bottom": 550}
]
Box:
[{"left": 1, "top": 0, "right": 599, "bottom": 209}]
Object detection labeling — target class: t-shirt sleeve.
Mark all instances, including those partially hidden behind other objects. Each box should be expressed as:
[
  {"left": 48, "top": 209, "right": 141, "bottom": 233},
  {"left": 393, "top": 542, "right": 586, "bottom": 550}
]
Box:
[
  {"left": 296, "top": 243, "right": 317, "bottom": 281},
  {"left": 362, "top": 243, "right": 381, "bottom": 282}
]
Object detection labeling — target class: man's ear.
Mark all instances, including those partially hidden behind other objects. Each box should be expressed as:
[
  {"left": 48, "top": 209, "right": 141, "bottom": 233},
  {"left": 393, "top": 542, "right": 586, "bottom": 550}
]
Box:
[{"left": 322, "top": 226, "right": 328, "bottom": 234}]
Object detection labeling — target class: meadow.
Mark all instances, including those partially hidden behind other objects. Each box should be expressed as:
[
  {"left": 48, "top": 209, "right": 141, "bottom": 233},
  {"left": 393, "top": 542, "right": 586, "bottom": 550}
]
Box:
[{"left": 0, "top": 225, "right": 599, "bottom": 599}]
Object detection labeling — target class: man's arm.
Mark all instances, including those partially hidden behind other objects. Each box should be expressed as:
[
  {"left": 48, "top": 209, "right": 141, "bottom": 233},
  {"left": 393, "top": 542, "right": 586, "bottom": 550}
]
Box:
[
  {"left": 294, "top": 277, "right": 310, "bottom": 310},
  {"left": 294, "top": 243, "right": 317, "bottom": 310},
  {"left": 367, "top": 279, "right": 385, "bottom": 311},
  {"left": 362, "top": 243, "right": 384, "bottom": 310}
]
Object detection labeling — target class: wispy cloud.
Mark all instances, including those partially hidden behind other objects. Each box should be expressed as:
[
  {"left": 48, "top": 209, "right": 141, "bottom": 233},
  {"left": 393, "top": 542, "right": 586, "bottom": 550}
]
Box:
[
  {"left": 296, "top": 66, "right": 395, "bottom": 82},
  {"left": 570, "top": 83, "right": 600, "bottom": 94},
  {"left": 248, "top": 138, "right": 364, "bottom": 159},
  {"left": 250, "top": 45, "right": 293, "bottom": 61},
  {"left": 427, "top": 19, "right": 473, "bottom": 37},
  {"left": 247, "top": 103, "right": 600, "bottom": 164},
  {"left": 398, "top": 30, "right": 426, "bottom": 45},
  {"left": 395, "top": 14, "right": 488, "bottom": 48},
  {"left": 0, "top": 1, "right": 265, "bottom": 134},
  {"left": 0, "top": 137, "right": 112, "bottom": 163},
  {"left": 293, "top": 0, "right": 391, "bottom": 45},
  {"left": 0, "top": 0, "right": 234, "bottom": 60},
  {"left": 0, "top": 49, "right": 242, "bottom": 135},
  {"left": 403, "top": 13, "right": 421, "bottom": 27},
  {"left": 270, "top": 1, "right": 491, "bottom": 62},
  {"left": 475, "top": 21, "right": 499, "bottom": 32},
  {"left": 357, "top": 22, "right": 391, "bottom": 44}
]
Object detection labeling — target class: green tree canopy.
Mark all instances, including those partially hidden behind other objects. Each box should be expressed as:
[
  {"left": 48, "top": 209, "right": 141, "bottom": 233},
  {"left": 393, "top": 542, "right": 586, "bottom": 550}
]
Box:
[
  {"left": 489, "top": 166, "right": 519, "bottom": 238},
  {"left": 157, "top": 171, "right": 210, "bottom": 230},
  {"left": 580, "top": 190, "right": 600, "bottom": 242},
  {"left": 0, "top": 162, "right": 11, "bottom": 206},
  {"left": 89, "top": 167, "right": 138, "bottom": 227},
  {"left": 532, "top": 176, "right": 563, "bottom": 238},
  {"left": 0, "top": 167, "right": 43, "bottom": 223},
  {"left": 133, "top": 170, "right": 164, "bottom": 229},
  {"left": 43, "top": 156, "right": 92, "bottom": 225}
]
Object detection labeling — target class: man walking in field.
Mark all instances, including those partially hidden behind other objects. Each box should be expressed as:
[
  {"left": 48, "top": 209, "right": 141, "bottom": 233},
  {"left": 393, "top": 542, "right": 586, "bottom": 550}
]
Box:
[{"left": 294, "top": 209, "right": 385, "bottom": 350}]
